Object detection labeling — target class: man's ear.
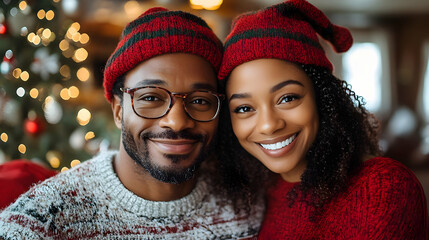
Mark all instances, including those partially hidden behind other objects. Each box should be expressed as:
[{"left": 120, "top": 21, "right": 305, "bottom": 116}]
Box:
[{"left": 111, "top": 95, "right": 122, "bottom": 129}]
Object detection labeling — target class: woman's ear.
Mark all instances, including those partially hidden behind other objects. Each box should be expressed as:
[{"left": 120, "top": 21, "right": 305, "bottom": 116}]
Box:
[{"left": 111, "top": 95, "right": 122, "bottom": 129}]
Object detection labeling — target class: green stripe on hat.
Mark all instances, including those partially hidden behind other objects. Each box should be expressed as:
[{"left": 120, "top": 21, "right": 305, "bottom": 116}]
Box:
[
  {"left": 224, "top": 28, "right": 323, "bottom": 50},
  {"left": 122, "top": 11, "right": 211, "bottom": 38},
  {"left": 106, "top": 28, "right": 217, "bottom": 69}
]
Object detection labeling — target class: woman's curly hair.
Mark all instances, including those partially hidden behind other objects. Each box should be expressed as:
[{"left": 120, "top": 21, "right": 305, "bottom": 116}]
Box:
[{"left": 215, "top": 64, "right": 381, "bottom": 217}]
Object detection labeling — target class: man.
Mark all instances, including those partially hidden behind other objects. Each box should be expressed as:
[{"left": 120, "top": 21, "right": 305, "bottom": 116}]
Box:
[{"left": 0, "top": 7, "right": 263, "bottom": 239}]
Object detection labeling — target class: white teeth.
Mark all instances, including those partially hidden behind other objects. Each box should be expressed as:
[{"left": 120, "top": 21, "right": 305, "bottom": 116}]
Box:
[{"left": 260, "top": 134, "right": 296, "bottom": 150}]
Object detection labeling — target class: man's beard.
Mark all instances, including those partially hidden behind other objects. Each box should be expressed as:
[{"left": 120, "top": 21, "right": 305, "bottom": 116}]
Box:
[{"left": 121, "top": 121, "right": 213, "bottom": 184}]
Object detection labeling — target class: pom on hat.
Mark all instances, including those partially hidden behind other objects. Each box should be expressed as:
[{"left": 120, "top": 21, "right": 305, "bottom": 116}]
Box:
[
  {"left": 218, "top": 0, "right": 353, "bottom": 80},
  {"left": 103, "top": 7, "right": 223, "bottom": 102}
]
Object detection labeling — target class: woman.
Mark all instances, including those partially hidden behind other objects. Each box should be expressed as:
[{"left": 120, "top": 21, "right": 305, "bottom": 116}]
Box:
[{"left": 216, "top": 0, "right": 428, "bottom": 238}]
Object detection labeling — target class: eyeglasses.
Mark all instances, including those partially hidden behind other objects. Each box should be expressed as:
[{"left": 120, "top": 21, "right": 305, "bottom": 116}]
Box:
[{"left": 121, "top": 86, "right": 225, "bottom": 122}]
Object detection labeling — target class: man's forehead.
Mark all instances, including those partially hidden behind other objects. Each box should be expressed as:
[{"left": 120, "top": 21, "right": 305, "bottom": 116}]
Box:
[
  {"left": 124, "top": 53, "right": 218, "bottom": 90},
  {"left": 128, "top": 79, "right": 217, "bottom": 92}
]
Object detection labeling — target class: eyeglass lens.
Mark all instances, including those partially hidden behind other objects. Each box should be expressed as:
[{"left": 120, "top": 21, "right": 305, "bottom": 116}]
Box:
[{"left": 132, "top": 88, "right": 219, "bottom": 121}]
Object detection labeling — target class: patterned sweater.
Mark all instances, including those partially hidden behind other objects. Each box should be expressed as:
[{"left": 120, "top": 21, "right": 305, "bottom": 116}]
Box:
[
  {"left": 258, "top": 157, "right": 428, "bottom": 239},
  {"left": 0, "top": 151, "right": 264, "bottom": 239}
]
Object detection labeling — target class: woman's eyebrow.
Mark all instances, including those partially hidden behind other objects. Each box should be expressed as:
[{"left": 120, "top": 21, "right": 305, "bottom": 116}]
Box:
[
  {"left": 229, "top": 93, "right": 251, "bottom": 101},
  {"left": 270, "top": 80, "right": 304, "bottom": 93},
  {"left": 229, "top": 80, "right": 304, "bottom": 100}
]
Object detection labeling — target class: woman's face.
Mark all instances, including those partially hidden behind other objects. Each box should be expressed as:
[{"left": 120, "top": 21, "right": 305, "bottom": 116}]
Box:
[{"left": 226, "top": 59, "right": 319, "bottom": 182}]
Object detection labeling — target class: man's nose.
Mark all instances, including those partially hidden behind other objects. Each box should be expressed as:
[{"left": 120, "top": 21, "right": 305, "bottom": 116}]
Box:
[{"left": 158, "top": 99, "right": 196, "bottom": 132}]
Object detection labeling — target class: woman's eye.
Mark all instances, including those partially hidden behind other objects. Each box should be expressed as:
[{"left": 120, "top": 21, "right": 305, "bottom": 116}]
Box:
[
  {"left": 233, "top": 106, "right": 254, "bottom": 113},
  {"left": 278, "top": 95, "right": 300, "bottom": 104}
]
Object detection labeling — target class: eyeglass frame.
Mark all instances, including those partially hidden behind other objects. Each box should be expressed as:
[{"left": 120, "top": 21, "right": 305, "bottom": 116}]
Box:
[{"left": 120, "top": 86, "right": 225, "bottom": 122}]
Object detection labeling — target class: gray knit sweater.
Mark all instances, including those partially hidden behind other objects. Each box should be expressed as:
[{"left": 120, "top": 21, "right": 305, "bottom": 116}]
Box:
[{"left": 0, "top": 151, "right": 264, "bottom": 239}]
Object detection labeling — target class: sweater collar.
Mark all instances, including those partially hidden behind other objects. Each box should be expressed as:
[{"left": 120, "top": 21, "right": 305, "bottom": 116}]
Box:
[{"left": 96, "top": 151, "right": 208, "bottom": 218}]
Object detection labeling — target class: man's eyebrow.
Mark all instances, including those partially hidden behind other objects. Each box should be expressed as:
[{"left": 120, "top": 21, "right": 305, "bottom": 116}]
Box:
[
  {"left": 229, "top": 93, "right": 251, "bottom": 101},
  {"left": 192, "top": 83, "right": 217, "bottom": 91},
  {"left": 270, "top": 80, "right": 304, "bottom": 93},
  {"left": 134, "top": 79, "right": 166, "bottom": 87}
]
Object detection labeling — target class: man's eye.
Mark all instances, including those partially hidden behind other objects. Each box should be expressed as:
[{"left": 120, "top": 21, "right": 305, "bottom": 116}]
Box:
[
  {"left": 138, "top": 95, "right": 161, "bottom": 101},
  {"left": 233, "top": 106, "right": 253, "bottom": 113},
  {"left": 191, "top": 98, "right": 209, "bottom": 105}
]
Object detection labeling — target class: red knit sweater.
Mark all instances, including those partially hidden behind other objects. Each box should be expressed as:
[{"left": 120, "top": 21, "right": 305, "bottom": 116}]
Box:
[{"left": 258, "top": 157, "right": 428, "bottom": 239}]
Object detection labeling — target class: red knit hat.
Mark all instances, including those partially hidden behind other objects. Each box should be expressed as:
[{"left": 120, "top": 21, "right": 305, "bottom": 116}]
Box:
[
  {"left": 218, "top": 0, "right": 353, "bottom": 80},
  {"left": 103, "top": 7, "right": 223, "bottom": 102},
  {"left": 0, "top": 160, "right": 57, "bottom": 209}
]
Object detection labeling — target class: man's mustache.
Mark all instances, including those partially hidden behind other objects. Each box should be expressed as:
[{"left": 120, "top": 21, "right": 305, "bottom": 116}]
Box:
[{"left": 142, "top": 130, "right": 204, "bottom": 142}]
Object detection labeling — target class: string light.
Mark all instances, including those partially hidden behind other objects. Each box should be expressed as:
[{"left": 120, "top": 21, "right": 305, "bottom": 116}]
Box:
[
  {"left": 70, "top": 159, "right": 81, "bottom": 167},
  {"left": 72, "top": 32, "right": 80, "bottom": 42},
  {"left": 37, "top": 9, "right": 46, "bottom": 19},
  {"left": 18, "top": 144, "right": 27, "bottom": 154},
  {"left": 29, "top": 88, "right": 39, "bottom": 98},
  {"left": 80, "top": 33, "right": 90, "bottom": 44},
  {"left": 27, "top": 32, "right": 35, "bottom": 42},
  {"left": 70, "top": 22, "right": 80, "bottom": 32},
  {"left": 66, "top": 30, "right": 73, "bottom": 40},
  {"left": 44, "top": 96, "right": 54, "bottom": 106},
  {"left": 0, "top": 133, "right": 8, "bottom": 142},
  {"left": 60, "top": 88, "right": 70, "bottom": 100},
  {"left": 61, "top": 167, "right": 69, "bottom": 172},
  {"left": 68, "top": 86, "right": 79, "bottom": 98},
  {"left": 59, "top": 65, "right": 71, "bottom": 79},
  {"left": 46, "top": 151, "right": 61, "bottom": 168},
  {"left": 42, "top": 28, "right": 51, "bottom": 39},
  {"left": 12, "top": 68, "right": 22, "bottom": 78},
  {"left": 20, "top": 27, "right": 28, "bottom": 36},
  {"left": 77, "top": 67, "right": 90, "bottom": 81},
  {"left": 20, "top": 70, "right": 29, "bottom": 81},
  {"left": 59, "top": 39, "right": 69, "bottom": 51},
  {"left": 33, "top": 35, "right": 41, "bottom": 45},
  {"left": 16, "top": 87, "right": 25, "bottom": 97},
  {"left": 85, "top": 131, "right": 95, "bottom": 140},
  {"left": 10, "top": 8, "right": 18, "bottom": 17},
  {"left": 49, "top": 157, "right": 60, "bottom": 168},
  {"left": 124, "top": 1, "right": 140, "bottom": 19},
  {"left": 77, "top": 108, "right": 91, "bottom": 126},
  {"left": 45, "top": 10, "right": 55, "bottom": 20},
  {"left": 19, "top": 1, "right": 28, "bottom": 11},
  {"left": 190, "top": 0, "right": 223, "bottom": 10},
  {"left": 73, "top": 48, "right": 88, "bottom": 62}
]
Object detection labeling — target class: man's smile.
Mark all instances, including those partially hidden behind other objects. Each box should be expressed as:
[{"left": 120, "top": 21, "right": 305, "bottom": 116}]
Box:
[{"left": 149, "top": 139, "right": 199, "bottom": 155}]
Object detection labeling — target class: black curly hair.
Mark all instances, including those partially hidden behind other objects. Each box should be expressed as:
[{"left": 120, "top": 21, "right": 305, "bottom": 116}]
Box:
[{"left": 215, "top": 64, "right": 381, "bottom": 218}]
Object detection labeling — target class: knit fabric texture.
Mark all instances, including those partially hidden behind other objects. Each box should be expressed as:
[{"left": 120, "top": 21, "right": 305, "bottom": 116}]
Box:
[
  {"left": 258, "top": 157, "right": 428, "bottom": 239},
  {"left": 218, "top": 0, "right": 353, "bottom": 80},
  {"left": 0, "top": 151, "right": 264, "bottom": 239},
  {"left": 103, "top": 7, "right": 223, "bottom": 102}
]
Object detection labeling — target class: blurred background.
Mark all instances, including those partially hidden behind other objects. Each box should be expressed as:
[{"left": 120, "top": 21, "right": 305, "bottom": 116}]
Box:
[{"left": 1, "top": 0, "right": 428, "bottom": 206}]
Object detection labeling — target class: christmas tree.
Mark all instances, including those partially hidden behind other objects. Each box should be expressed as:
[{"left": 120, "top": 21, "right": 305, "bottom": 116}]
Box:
[{"left": 0, "top": 0, "right": 118, "bottom": 171}]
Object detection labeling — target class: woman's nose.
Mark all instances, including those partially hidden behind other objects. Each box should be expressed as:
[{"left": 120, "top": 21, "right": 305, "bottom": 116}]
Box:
[{"left": 256, "top": 107, "right": 286, "bottom": 135}]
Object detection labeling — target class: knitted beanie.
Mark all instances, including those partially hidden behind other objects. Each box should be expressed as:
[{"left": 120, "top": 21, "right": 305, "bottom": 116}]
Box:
[
  {"left": 103, "top": 7, "right": 223, "bottom": 102},
  {"left": 218, "top": 0, "right": 353, "bottom": 80}
]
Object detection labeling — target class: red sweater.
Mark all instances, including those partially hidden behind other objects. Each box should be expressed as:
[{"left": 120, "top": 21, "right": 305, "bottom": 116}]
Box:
[{"left": 258, "top": 157, "right": 428, "bottom": 239}]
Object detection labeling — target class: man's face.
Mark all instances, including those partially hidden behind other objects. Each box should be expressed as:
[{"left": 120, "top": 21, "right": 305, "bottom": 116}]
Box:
[{"left": 119, "top": 53, "right": 219, "bottom": 184}]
